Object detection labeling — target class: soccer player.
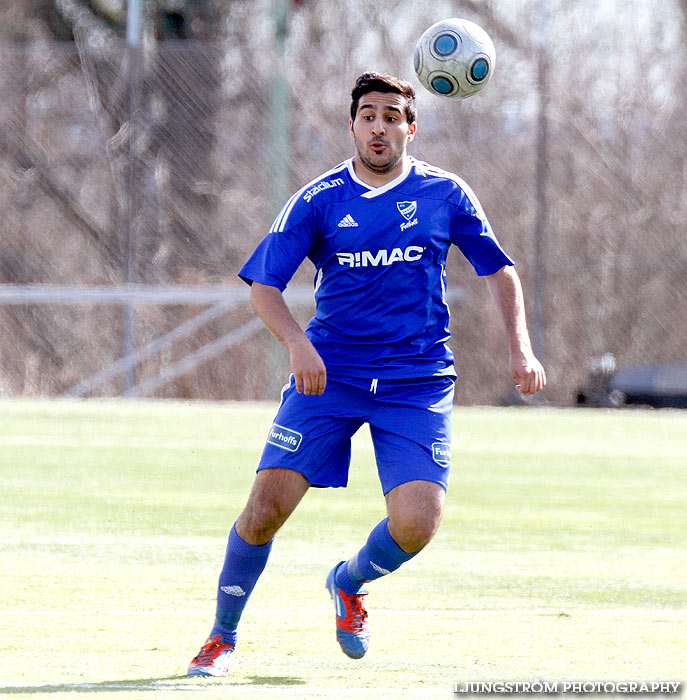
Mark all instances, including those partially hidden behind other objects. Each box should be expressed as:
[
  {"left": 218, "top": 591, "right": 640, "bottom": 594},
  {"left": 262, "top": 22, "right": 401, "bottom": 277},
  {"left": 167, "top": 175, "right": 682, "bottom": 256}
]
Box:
[{"left": 188, "top": 72, "right": 546, "bottom": 676}]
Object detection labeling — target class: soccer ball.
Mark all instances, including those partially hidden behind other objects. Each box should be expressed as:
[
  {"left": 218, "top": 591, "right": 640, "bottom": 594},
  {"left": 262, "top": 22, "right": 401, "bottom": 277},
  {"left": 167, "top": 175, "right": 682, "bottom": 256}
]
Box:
[{"left": 413, "top": 18, "right": 495, "bottom": 100}]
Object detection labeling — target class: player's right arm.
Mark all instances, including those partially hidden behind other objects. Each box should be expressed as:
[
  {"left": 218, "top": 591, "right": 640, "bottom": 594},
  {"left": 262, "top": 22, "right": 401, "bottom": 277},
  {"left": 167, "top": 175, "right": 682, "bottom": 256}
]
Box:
[{"left": 250, "top": 282, "right": 327, "bottom": 396}]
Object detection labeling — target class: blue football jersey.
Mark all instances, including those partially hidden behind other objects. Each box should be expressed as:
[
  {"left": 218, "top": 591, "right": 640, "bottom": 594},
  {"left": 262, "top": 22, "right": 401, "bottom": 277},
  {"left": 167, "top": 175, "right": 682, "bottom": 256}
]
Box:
[{"left": 239, "top": 156, "right": 514, "bottom": 379}]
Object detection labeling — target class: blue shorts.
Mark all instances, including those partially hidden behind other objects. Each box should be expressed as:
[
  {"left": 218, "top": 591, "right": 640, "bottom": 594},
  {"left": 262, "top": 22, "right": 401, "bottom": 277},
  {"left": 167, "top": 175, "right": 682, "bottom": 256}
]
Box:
[{"left": 257, "top": 375, "right": 455, "bottom": 494}]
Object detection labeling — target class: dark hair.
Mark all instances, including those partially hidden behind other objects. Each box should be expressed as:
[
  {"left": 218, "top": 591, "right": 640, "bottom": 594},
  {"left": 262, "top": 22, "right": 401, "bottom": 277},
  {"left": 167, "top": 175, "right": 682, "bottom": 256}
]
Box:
[{"left": 350, "top": 72, "right": 417, "bottom": 125}]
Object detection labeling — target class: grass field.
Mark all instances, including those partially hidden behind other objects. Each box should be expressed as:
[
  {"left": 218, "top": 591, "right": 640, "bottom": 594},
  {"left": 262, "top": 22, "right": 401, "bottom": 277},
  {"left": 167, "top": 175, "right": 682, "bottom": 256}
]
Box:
[{"left": 1, "top": 400, "right": 685, "bottom": 700}]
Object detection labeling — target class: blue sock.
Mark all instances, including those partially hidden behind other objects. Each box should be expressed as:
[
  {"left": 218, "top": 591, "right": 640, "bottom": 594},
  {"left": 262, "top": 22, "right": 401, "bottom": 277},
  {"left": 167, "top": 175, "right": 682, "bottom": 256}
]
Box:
[
  {"left": 209, "top": 523, "right": 273, "bottom": 646},
  {"left": 335, "top": 518, "right": 418, "bottom": 594}
]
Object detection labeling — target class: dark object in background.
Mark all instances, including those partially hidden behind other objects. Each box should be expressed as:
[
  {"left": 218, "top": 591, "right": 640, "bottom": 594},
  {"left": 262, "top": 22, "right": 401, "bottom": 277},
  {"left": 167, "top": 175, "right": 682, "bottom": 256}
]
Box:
[
  {"left": 577, "top": 358, "right": 687, "bottom": 408},
  {"left": 608, "top": 364, "right": 687, "bottom": 408},
  {"left": 576, "top": 353, "right": 616, "bottom": 407}
]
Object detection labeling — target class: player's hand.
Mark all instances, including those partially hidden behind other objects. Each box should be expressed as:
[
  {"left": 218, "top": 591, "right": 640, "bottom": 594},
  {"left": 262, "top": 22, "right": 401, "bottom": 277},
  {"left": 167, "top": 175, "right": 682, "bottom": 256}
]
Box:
[
  {"left": 287, "top": 336, "right": 327, "bottom": 395},
  {"left": 509, "top": 349, "right": 546, "bottom": 396}
]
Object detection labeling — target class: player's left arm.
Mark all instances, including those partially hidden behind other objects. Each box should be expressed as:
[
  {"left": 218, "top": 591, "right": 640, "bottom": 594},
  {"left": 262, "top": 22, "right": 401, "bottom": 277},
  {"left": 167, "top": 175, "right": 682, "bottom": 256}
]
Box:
[{"left": 485, "top": 265, "right": 546, "bottom": 396}]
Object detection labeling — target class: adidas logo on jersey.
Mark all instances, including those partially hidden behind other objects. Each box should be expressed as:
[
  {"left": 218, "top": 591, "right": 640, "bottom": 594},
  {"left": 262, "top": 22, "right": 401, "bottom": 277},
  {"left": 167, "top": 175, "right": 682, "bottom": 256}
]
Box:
[
  {"left": 338, "top": 214, "right": 358, "bottom": 228},
  {"left": 336, "top": 245, "right": 424, "bottom": 268}
]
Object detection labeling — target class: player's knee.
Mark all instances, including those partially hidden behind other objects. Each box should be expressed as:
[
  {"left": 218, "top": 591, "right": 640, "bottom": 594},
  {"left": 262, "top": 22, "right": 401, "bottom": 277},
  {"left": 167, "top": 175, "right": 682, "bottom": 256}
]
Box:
[
  {"left": 237, "top": 469, "right": 308, "bottom": 544},
  {"left": 389, "top": 510, "right": 441, "bottom": 553},
  {"left": 238, "top": 496, "right": 293, "bottom": 544}
]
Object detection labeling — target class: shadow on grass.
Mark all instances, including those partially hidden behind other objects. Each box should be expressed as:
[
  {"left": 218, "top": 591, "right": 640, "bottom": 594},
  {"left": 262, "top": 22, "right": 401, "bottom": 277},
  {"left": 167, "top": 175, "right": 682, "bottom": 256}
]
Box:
[
  {"left": 0, "top": 677, "right": 189, "bottom": 694},
  {"left": 0, "top": 674, "right": 307, "bottom": 693},
  {"left": 247, "top": 676, "right": 306, "bottom": 686}
]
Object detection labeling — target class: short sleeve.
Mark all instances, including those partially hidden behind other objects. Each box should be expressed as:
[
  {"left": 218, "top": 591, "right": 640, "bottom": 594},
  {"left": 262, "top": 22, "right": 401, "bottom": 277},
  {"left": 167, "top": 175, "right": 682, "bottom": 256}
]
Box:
[
  {"left": 238, "top": 196, "right": 318, "bottom": 291},
  {"left": 448, "top": 185, "right": 514, "bottom": 276}
]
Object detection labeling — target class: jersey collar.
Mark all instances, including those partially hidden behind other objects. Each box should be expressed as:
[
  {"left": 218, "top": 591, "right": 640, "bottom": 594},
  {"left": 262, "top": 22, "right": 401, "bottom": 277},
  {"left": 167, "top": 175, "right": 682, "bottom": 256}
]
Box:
[{"left": 346, "top": 156, "right": 414, "bottom": 198}]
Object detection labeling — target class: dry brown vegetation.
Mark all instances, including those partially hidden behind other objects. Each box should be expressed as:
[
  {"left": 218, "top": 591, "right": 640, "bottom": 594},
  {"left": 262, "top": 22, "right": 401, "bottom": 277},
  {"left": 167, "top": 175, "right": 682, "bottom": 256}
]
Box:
[{"left": 0, "top": 0, "right": 685, "bottom": 403}]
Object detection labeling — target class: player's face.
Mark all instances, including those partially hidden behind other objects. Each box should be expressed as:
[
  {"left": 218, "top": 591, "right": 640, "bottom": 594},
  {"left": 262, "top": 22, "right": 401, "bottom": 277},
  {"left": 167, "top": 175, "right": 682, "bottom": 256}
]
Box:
[{"left": 350, "top": 92, "right": 416, "bottom": 181}]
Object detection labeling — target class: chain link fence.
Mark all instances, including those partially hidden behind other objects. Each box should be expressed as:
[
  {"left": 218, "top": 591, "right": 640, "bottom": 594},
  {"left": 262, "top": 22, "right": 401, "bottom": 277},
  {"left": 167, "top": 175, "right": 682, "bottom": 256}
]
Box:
[{"left": 0, "top": 0, "right": 685, "bottom": 404}]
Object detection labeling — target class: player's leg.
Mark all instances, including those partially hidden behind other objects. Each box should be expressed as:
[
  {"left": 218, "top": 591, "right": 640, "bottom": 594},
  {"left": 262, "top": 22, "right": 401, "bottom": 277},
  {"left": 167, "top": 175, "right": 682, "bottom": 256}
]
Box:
[
  {"left": 335, "top": 375, "right": 452, "bottom": 587},
  {"left": 188, "top": 468, "right": 308, "bottom": 677},
  {"left": 236, "top": 466, "right": 310, "bottom": 544},
  {"left": 190, "top": 375, "right": 365, "bottom": 675},
  {"left": 212, "top": 468, "right": 309, "bottom": 640},
  {"left": 385, "top": 478, "right": 445, "bottom": 552},
  {"left": 326, "top": 485, "right": 442, "bottom": 660},
  {"left": 326, "top": 376, "right": 453, "bottom": 659},
  {"left": 328, "top": 481, "right": 443, "bottom": 611}
]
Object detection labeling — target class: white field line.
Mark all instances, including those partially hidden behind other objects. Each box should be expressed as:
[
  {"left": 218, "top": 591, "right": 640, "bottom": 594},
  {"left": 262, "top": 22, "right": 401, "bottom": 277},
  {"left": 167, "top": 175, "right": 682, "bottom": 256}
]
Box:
[
  {"left": 5, "top": 684, "right": 207, "bottom": 692},
  {"left": 0, "top": 435, "right": 253, "bottom": 450},
  {"left": 0, "top": 683, "right": 449, "bottom": 696},
  {"left": 6, "top": 536, "right": 684, "bottom": 554},
  {"left": 1, "top": 608, "right": 685, "bottom": 617},
  {"left": 2, "top": 535, "right": 229, "bottom": 546},
  {"left": 3, "top": 434, "right": 683, "bottom": 457},
  {"left": 0, "top": 435, "right": 377, "bottom": 454},
  {"left": 4, "top": 541, "right": 687, "bottom": 573}
]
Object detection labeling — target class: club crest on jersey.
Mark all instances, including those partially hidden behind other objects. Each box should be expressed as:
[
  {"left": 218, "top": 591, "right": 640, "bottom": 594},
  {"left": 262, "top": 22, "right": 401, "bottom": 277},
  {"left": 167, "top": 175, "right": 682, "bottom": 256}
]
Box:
[
  {"left": 397, "top": 201, "right": 418, "bottom": 230},
  {"left": 397, "top": 201, "right": 417, "bottom": 220},
  {"left": 432, "top": 442, "right": 451, "bottom": 466}
]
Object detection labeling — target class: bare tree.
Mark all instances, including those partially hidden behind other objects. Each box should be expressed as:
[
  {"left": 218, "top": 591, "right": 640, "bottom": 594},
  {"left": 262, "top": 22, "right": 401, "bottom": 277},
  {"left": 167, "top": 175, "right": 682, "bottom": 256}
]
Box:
[{"left": 0, "top": 0, "right": 685, "bottom": 401}]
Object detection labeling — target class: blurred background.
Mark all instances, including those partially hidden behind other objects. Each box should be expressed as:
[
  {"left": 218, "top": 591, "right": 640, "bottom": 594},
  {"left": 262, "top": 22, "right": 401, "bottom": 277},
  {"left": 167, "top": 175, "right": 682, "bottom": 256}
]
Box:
[{"left": 0, "top": 0, "right": 685, "bottom": 405}]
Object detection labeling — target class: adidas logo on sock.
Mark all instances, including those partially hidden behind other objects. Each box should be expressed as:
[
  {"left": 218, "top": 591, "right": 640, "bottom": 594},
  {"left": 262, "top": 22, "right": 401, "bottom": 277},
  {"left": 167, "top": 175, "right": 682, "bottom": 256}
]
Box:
[
  {"left": 220, "top": 585, "right": 246, "bottom": 597},
  {"left": 370, "top": 561, "right": 391, "bottom": 576},
  {"left": 338, "top": 214, "right": 358, "bottom": 227}
]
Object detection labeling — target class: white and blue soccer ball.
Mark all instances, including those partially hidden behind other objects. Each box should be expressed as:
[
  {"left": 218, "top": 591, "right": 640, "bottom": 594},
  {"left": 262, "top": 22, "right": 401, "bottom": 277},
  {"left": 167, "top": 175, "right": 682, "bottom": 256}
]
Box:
[{"left": 413, "top": 18, "right": 495, "bottom": 100}]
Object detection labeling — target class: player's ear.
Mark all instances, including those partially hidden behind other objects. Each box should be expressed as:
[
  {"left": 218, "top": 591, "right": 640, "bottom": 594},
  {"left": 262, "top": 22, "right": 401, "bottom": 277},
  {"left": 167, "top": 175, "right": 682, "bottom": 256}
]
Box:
[
  {"left": 407, "top": 122, "right": 417, "bottom": 143},
  {"left": 349, "top": 117, "right": 354, "bottom": 135}
]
